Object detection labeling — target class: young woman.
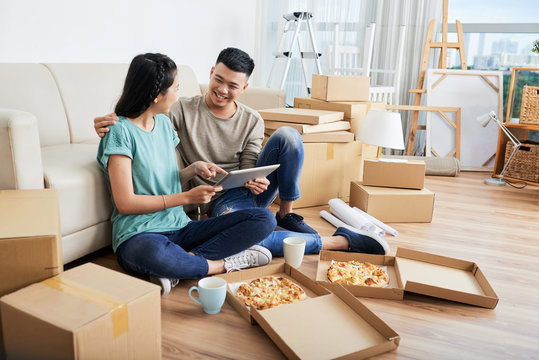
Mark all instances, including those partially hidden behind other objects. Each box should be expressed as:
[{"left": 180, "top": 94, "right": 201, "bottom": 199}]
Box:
[{"left": 97, "top": 53, "right": 276, "bottom": 295}]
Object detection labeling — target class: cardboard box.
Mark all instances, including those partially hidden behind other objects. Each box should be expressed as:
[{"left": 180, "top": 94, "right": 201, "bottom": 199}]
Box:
[
  {"left": 274, "top": 141, "right": 378, "bottom": 209},
  {"left": 218, "top": 263, "right": 400, "bottom": 359},
  {"left": 217, "top": 263, "right": 330, "bottom": 324},
  {"left": 350, "top": 181, "right": 435, "bottom": 222},
  {"left": 0, "top": 189, "right": 63, "bottom": 359},
  {"left": 363, "top": 159, "right": 426, "bottom": 189},
  {"left": 0, "top": 189, "right": 63, "bottom": 297},
  {"left": 0, "top": 263, "right": 162, "bottom": 359},
  {"left": 311, "top": 75, "right": 370, "bottom": 102},
  {"left": 264, "top": 119, "right": 351, "bottom": 134},
  {"left": 258, "top": 107, "right": 344, "bottom": 125},
  {"left": 265, "top": 128, "right": 355, "bottom": 143},
  {"left": 316, "top": 249, "right": 499, "bottom": 309},
  {"left": 294, "top": 97, "right": 385, "bottom": 138}
]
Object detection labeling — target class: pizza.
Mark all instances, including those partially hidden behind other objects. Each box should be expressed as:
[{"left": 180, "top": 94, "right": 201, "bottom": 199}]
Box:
[
  {"left": 236, "top": 276, "right": 306, "bottom": 310},
  {"left": 327, "top": 261, "right": 389, "bottom": 287}
]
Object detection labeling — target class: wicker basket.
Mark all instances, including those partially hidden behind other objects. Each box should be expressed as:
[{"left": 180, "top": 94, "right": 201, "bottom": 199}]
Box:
[
  {"left": 519, "top": 85, "right": 539, "bottom": 125},
  {"left": 503, "top": 141, "right": 539, "bottom": 183}
]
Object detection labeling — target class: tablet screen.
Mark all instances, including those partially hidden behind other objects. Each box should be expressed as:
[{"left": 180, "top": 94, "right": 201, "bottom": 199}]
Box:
[{"left": 214, "top": 164, "right": 280, "bottom": 190}]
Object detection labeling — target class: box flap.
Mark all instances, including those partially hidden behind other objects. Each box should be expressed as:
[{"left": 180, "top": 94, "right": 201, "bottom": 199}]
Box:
[{"left": 253, "top": 293, "right": 394, "bottom": 359}]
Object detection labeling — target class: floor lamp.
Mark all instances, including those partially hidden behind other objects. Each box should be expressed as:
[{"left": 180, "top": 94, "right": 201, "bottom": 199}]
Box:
[
  {"left": 477, "top": 111, "right": 521, "bottom": 186},
  {"left": 357, "top": 109, "right": 405, "bottom": 157}
]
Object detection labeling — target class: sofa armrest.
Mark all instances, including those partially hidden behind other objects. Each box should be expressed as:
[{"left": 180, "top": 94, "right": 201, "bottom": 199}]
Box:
[
  {"left": 0, "top": 109, "right": 44, "bottom": 189},
  {"left": 199, "top": 84, "right": 286, "bottom": 110}
]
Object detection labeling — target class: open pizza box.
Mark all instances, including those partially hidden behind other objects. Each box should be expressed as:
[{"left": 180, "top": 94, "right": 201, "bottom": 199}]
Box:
[
  {"left": 217, "top": 263, "right": 400, "bottom": 359},
  {"left": 316, "top": 248, "right": 499, "bottom": 309}
]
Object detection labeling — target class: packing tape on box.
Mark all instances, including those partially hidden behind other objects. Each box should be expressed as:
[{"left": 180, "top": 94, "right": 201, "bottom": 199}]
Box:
[
  {"left": 42, "top": 276, "right": 128, "bottom": 338},
  {"left": 326, "top": 143, "right": 334, "bottom": 160}
]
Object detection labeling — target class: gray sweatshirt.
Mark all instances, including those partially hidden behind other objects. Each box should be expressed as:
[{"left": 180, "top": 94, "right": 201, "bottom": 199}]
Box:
[{"left": 168, "top": 94, "right": 264, "bottom": 212}]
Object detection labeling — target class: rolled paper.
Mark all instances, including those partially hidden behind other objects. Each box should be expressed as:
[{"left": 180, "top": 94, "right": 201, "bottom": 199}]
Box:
[
  {"left": 352, "top": 207, "right": 399, "bottom": 237},
  {"left": 320, "top": 210, "right": 360, "bottom": 233},
  {"left": 328, "top": 198, "right": 376, "bottom": 232}
]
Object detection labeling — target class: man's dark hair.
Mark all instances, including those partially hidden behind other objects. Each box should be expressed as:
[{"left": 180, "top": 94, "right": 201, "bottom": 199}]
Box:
[
  {"left": 216, "top": 47, "right": 255, "bottom": 77},
  {"left": 115, "top": 53, "right": 177, "bottom": 118}
]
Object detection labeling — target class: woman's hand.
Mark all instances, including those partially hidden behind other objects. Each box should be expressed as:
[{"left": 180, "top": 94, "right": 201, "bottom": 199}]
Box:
[
  {"left": 184, "top": 185, "right": 223, "bottom": 204},
  {"left": 244, "top": 177, "right": 270, "bottom": 195},
  {"left": 194, "top": 161, "right": 227, "bottom": 180}
]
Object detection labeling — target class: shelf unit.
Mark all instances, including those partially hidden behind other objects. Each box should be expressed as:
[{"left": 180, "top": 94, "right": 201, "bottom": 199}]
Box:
[{"left": 492, "top": 67, "right": 539, "bottom": 186}]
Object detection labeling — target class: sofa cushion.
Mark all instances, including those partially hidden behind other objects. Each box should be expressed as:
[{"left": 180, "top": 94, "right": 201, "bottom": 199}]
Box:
[
  {"left": 0, "top": 64, "right": 70, "bottom": 147},
  {"left": 41, "top": 144, "right": 112, "bottom": 236},
  {"left": 177, "top": 65, "right": 203, "bottom": 98},
  {"left": 45, "top": 63, "right": 129, "bottom": 144}
]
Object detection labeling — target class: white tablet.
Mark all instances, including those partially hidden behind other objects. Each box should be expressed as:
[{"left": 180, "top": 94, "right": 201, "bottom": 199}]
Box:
[{"left": 214, "top": 164, "right": 280, "bottom": 190}]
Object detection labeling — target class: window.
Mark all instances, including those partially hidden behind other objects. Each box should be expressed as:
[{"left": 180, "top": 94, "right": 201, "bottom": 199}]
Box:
[{"left": 448, "top": 0, "right": 539, "bottom": 131}]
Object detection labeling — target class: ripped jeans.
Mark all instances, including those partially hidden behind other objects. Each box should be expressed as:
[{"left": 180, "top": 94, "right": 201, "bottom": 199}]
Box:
[{"left": 209, "top": 126, "right": 323, "bottom": 257}]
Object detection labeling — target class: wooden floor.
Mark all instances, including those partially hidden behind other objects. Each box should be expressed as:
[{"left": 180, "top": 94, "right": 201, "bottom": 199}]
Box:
[{"left": 84, "top": 172, "right": 539, "bottom": 359}]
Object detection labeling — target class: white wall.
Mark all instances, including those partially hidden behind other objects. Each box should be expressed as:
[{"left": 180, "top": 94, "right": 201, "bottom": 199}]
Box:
[{"left": 0, "top": 0, "right": 258, "bottom": 84}]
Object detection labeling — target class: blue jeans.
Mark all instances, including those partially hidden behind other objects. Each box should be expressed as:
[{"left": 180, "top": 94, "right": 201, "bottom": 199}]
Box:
[
  {"left": 116, "top": 208, "right": 275, "bottom": 279},
  {"left": 209, "top": 127, "right": 323, "bottom": 257}
]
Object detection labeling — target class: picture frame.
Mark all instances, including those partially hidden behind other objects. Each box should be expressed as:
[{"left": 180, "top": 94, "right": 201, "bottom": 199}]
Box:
[{"left": 505, "top": 67, "right": 539, "bottom": 124}]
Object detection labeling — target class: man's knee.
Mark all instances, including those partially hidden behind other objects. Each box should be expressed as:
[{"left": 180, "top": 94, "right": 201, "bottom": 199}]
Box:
[
  {"left": 273, "top": 126, "right": 302, "bottom": 143},
  {"left": 272, "top": 126, "right": 303, "bottom": 150}
]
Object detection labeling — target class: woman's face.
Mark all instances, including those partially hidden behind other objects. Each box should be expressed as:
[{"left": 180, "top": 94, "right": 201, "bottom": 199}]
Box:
[{"left": 155, "top": 73, "right": 179, "bottom": 114}]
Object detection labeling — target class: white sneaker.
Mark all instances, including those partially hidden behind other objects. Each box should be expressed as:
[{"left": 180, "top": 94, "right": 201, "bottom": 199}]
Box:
[
  {"left": 150, "top": 277, "right": 180, "bottom": 296},
  {"left": 224, "top": 245, "right": 272, "bottom": 273}
]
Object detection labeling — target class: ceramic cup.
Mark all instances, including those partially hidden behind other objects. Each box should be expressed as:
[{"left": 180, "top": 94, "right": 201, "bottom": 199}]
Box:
[
  {"left": 188, "top": 277, "right": 227, "bottom": 314},
  {"left": 283, "top": 237, "right": 306, "bottom": 268}
]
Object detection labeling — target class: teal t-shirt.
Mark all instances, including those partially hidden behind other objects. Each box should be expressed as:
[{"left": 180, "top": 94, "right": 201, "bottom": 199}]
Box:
[{"left": 97, "top": 114, "right": 191, "bottom": 252}]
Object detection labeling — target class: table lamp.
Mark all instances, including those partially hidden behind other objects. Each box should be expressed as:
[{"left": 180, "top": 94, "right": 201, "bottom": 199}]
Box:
[
  {"left": 477, "top": 111, "right": 521, "bottom": 186},
  {"left": 357, "top": 109, "right": 405, "bottom": 157}
]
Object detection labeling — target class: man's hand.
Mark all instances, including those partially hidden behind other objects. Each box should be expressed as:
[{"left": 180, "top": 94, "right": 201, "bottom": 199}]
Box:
[
  {"left": 244, "top": 177, "right": 269, "bottom": 195},
  {"left": 194, "top": 161, "right": 227, "bottom": 180},
  {"left": 185, "top": 185, "right": 223, "bottom": 204},
  {"left": 94, "top": 113, "right": 119, "bottom": 138}
]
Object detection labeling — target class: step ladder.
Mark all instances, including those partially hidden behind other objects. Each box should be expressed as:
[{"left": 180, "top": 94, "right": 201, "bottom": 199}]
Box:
[{"left": 267, "top": 12, "right": 323, "bottom": 95}]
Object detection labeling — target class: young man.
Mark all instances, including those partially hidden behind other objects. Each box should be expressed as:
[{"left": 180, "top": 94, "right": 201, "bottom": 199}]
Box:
[{"left": 94, "top": 47, "right": 389, "bottom": 257}]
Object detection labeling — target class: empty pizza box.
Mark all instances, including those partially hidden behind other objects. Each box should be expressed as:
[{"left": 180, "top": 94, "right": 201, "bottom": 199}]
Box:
[
  {"left": 316, "top": 249, "right": 499, "bottom": 309},
  {"left": 217, "top": 263, "right": 400, "bottom": 359}
]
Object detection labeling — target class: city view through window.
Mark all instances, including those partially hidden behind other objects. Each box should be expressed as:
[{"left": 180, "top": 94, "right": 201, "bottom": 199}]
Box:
[{"left": 448, "top": 0, "right": 539, "bottom": 122}]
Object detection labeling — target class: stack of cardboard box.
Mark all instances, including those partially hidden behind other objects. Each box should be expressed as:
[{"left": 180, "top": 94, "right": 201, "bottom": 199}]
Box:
[
  {"left": 261, "top": 75, "right": 387, "bottom": 209},
  {"left": 0, "top": 189, "right": 162, "bottom": 359},
  {"left": 350, "top": 159, "right": 435, "bottom": 223},
  {"left": 259, "top": 107, "right": 355, "bottom": 143}
]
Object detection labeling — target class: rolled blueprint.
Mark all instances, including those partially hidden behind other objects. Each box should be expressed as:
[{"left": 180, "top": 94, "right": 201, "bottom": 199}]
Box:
[
  {"left": 320, "top": 210, "right": 388, "bottom": 253},
  {"left": 320, "top": 210, "right": 362, "bottom": 234},
  {"left": 352, "top": 207, "right": 399, "bottom": 237},
  {"left": 328, "top": 198, "right": 375, "bottom": 232}
]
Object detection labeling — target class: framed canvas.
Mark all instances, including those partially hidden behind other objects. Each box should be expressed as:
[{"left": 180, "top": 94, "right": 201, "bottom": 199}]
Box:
[{"left": 425, "top": 69, "right": 503, "bottom": 170}]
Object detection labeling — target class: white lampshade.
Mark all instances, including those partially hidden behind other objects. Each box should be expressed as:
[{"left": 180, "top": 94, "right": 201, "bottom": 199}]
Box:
[{"left": 357, "top": 110, "right": 405, "bottom": 150}]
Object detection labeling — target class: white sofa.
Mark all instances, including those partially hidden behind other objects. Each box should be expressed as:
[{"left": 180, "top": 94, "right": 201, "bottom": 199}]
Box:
[{"left": 0, "top": 63, "right": 285, "bottom": 264}]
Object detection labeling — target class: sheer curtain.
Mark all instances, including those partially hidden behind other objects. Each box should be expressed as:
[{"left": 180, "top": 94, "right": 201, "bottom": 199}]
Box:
[{"left": 257, "top": 0, "right": 442, "bottom": 155}]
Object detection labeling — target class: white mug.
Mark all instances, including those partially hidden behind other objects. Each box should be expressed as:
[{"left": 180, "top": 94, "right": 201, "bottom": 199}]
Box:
[
  {"left": 283, "top": 237, "right": 306, "bottom": 268},
  {"left": 188, "top": 277, "right": 227, "bottom": 314}
]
